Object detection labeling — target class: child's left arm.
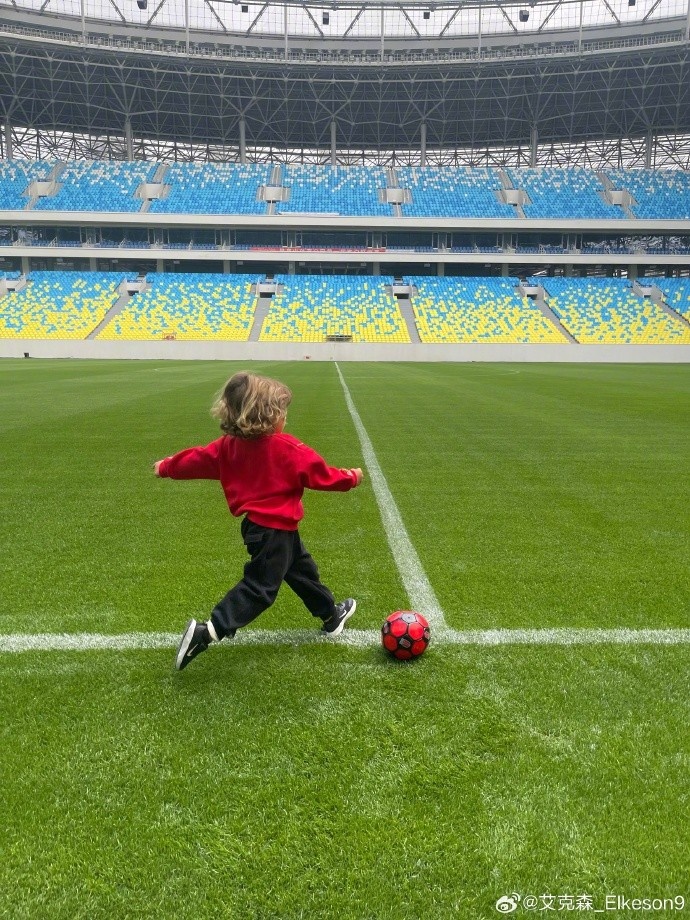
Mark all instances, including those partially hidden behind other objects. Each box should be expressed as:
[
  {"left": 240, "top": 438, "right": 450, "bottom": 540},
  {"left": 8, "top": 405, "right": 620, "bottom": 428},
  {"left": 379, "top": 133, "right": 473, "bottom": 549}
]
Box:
[{"left": 297, "top": 445, "right": 363, "bottom": 492}]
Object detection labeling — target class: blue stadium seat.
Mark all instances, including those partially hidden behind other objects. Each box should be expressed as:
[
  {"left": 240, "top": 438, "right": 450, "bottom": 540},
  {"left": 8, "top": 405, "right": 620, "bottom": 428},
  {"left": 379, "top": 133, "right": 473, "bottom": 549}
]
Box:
[
  {"left": 606, "top": 170, "right": 690, "bottom": 219},
  {"left": 34, "top": 161, "right": 158, "bottom": 212},
  {"left": 397, "top": 167, "right": 515, "bottom": 218},
  {"left": 150, "top": 163, "right": 272, "bottom": 215},
  {"left": 276, "top": 165, "right": 390, "bottom": 217},
  {"left": 0, "top": 161, "right": 54, "bottom": 209},
  {"left": 508, "top": 167, "right": 622, "bottom": 219}
]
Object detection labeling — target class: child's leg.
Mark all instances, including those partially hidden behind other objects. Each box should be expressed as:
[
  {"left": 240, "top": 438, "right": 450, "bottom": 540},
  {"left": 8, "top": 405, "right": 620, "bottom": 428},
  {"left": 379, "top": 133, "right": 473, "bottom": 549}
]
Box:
[
  {"left": 283, "top": 533, "right": 337, "bottom": 622},
  {"left": 209, "top": 520, "right": 293, "bottom": 639}
]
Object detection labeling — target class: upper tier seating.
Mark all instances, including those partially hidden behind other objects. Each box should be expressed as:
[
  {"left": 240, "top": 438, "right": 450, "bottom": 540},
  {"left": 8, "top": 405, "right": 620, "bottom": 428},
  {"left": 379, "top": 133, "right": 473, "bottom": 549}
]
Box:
[
  {"left": 648, "top": 277, "right": 690, "bottom": 319},
  {"left": 533, "top": 277, "right": 690, "bottom": 344},
  {"left": 276, "top": 165, "right": 391, "bottom": 216},
  {"left": 2, "top": 159, "right": 689, "bottom": 219},
  {"left": 150, "top": 163, "right": 272, "bottom": 215},
  {"left": 259, "top": 275, "right": 409, "bottom": 342},
  {"left": 407, "top": 275, "right": 566, "bottom": 344},
  {"left": 0, "top": 160, "right": 53, "bottom": 209},
  {"left": 397, "top": 167, "right": 515, "bottom": 218},
  {"left": 97, "top": 273, "right": 260, "bottom": 340},
  {"left": 605, "top": 170, "right": 690, "bottom": 220},
  {"left": 34, "top": 161, "right": 158, "bottom": 212},
  {"left": 0, "top": 271, "right": 126, "bottom": 338},
  {"left": 508, "top": 167, "right": 622, "bottom": 219}
]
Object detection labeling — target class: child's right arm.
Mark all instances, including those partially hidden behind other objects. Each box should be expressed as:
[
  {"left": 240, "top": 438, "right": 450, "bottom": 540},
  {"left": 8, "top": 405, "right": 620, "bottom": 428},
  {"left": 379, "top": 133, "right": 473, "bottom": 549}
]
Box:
[{"left": 154, "top": 437, "right": 224, "bottom": 480}]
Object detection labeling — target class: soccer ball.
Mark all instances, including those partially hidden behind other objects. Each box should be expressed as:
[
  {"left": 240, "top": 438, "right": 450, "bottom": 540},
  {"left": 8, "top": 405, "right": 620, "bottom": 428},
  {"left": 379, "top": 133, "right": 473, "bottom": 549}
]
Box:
[{"left": 381, "top": 611, "right": 430, "bottom": 660}]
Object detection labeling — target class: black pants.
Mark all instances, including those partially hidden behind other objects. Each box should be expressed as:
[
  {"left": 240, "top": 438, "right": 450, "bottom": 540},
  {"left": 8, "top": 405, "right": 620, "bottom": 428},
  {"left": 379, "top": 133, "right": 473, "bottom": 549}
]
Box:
[{"left": 209, "top": 517, "right": 337, "bottom": 639}]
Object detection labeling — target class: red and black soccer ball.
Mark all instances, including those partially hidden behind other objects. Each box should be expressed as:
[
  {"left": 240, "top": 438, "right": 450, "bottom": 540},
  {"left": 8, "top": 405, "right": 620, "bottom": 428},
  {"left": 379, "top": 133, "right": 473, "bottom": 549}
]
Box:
[{"left": 381, "top": 611, "right": 431, "bottom": 660}]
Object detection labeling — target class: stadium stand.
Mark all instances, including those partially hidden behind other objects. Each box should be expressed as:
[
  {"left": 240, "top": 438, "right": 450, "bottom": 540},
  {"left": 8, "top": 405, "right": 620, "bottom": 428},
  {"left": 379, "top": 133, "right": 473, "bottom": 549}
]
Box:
[
  {"left": 649, "top": 277, "right": 690, "bottom": 319},
  {"left": 34, "top": 161, "right": 158, "bottom": 212},
  {"left": 534, "top": 277, "right": 690, "bottom": 343},
  {"left": 0, "top": 160, "right": 54, "bottom": 209},
  {"left": 97, "top": 273, "right": 260, "bottom": 341},
  {"left": 276, "top": 165, "right": 391, "bottom": 216},
  {"left": 508, "top": 167, "right": 622, "bottom": 219},
  {"left": 259, "top": 275, "right": 409, "bottom": 342},
  {"left": 605, "top": 169, "right": 690, "bottom": 220},
  {"left": 149, "top": 163, "right": 272, "bottom": 215},
  {"left": 0, "top": 271, "right": 126, "bottom": 338},
  {"left": 397, "top": 167, "right": 515, "bottom": 218},
  {"left": 2, "top": 160, "right": 689, "bottom": 221},
  {"left": 407, "top": 275, "right": 567, "bottom": 343}
]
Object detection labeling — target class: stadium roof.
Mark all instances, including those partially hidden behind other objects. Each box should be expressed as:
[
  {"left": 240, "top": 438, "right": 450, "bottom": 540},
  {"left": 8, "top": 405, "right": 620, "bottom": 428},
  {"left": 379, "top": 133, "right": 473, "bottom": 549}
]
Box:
[
  {"left": 2, "top": 0, "right": 689, "bottom": 42},
  {"left": 1, "top": 0, "right": 690, "bottom": 162}
]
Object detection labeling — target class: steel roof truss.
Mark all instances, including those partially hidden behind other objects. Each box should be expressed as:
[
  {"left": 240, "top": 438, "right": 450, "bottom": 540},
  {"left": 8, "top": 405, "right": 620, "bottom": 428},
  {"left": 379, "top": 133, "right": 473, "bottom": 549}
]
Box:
[
  {"left": 246, "top": 2, "right": 270, "bottom": 35},
  {"left": 342, "top": 8, "right": 366, "bottom": 39},
  {"left": 206, "top": 0, "right": 229, "bottom": 32},
  {"left": 399, "top": 6, "right": 422, "bottom": 38}
]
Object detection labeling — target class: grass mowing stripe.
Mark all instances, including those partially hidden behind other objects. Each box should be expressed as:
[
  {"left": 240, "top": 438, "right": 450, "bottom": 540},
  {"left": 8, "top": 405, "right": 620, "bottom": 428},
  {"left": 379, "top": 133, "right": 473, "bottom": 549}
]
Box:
[
  {"left": 335, "top": 362, "right": 448, "bottom": 633},
  {"left": 4, "top": 627, "right": 690, "bottom": 654}
]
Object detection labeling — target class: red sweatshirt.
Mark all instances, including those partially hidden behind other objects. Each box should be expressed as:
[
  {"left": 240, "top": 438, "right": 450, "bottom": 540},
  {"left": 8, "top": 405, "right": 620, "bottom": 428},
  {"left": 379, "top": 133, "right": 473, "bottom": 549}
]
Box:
[{"left": 158, "top": 432, "right": 357, "bottom": 531}]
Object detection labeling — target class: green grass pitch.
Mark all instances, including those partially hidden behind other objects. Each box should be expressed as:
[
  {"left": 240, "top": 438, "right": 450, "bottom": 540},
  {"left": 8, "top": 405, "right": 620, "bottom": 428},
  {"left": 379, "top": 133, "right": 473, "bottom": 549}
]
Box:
[{"left": 1, "top": 358, "right": 689, "bottom": 919}]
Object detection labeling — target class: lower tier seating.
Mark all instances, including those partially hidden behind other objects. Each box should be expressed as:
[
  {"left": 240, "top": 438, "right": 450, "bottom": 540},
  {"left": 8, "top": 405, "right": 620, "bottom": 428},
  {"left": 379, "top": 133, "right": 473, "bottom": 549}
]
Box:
[
  {"left": 259, "top": 275, "right": 409, "bottom": 342},
  {"left": 407, "top": 276, "right": 567, "bottom": 343},
  {"left": 533, "top": 277, "right": 690, "bottom": 344},
  {"left": 97, "top": 273, "right": 260, "bottom": 340},
  {"left": 0, "top": 271, "right": 126, "bottom": 339},
  {"left": 649, "top": 277, "right": 690, "bottom": 320}
]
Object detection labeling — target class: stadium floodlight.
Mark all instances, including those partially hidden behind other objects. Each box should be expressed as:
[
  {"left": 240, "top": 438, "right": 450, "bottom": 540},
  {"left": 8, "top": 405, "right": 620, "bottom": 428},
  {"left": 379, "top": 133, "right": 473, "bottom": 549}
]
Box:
[
  {"left": 136, "top": 0, "right": 147, "bottom": 8},
  {"left": 519, "top": 9, "right": 529, "bottom": 21}
]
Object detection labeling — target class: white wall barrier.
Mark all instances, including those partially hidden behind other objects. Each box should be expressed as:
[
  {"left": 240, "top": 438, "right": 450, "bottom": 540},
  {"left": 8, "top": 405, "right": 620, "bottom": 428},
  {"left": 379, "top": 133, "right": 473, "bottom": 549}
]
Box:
[{"left": 2, "top": 340, "right": 690, "bottom": 363}]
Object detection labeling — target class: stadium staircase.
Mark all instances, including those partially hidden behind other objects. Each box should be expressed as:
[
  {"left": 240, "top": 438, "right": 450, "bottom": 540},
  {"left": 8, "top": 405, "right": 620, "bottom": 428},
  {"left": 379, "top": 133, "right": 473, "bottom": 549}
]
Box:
[
  {"left": 497, "top": 169, "right": 526, "bottom": 218},
  {"left": 86, "top": 277, "right": 147, "bottom": 339},
  {"left": 519, "top": 281, "right": 579, "bottom": 343},
  {"left": 23, "top": 163, "right": 66, "bottom": 211},
  {"left": 597, "top": 171, "right": 636, "bottom": 219},
  {"left": 633, "top": 281, "right": 690, "bottom": 330},
  {"left": 389, "top": 284, "right": 421, "bottom": 343},
  {"left": 139, "top": 163, "right": 169, "bottom": 213},
  {"left": 385, "top": 169, "right": 402, "bottom": 217},
  {"left": 248, "top": 281, "right": 276, "bottom": 341}
]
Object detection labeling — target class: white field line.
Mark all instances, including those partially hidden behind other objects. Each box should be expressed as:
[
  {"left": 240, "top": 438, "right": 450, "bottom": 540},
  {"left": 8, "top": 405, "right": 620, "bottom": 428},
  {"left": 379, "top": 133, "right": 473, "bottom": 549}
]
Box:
[
  {"left": 335, "top": 362, "right": 448, "bottom": 632},
  {"left": 3, "top": 628, "right": 690, "bottom": 654}
]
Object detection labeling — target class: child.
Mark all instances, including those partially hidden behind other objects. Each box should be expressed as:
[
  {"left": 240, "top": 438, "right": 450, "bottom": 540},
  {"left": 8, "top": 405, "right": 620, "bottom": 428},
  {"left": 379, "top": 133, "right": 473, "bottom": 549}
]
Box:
[{"left": 154, "top": 371, "right": 363, "bottom": 671}]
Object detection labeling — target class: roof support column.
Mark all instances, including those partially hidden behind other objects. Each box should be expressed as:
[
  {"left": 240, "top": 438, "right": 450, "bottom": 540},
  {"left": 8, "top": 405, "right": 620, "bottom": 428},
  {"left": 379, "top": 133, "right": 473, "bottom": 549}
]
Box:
[
  {"left": 185, "top": 0, "right": 190, "bottom": 54},
  {"left": 3, "top": 121, "right": 13, "bottom": 160},
  {"left": 284, "top": 1, "right": 289, "bottom": 60},
  {"left": 239, "top": 118, "right": 247, "bottom": 165},
  {"left": 125, "top": 119, "right": 133, "bottom": 161},
  {"left": 330, "top": 120, "right": 337, "bottom": 167},
  {"left": 420, "top": 123, "right": 427, "bottom": 167},
  {"left": 686, "top": 0, "right": 690, "bottom": 40},
  {"left": 380, "top": 5, "right": 385, "bottom": 61},
  {"left": 530, "top": 126, "right": 538, "bottom": 168},
  {"left": 578, "top": 0, "right": 584, "bottom": 52},
  {"left": 644, "top": 132, "right": 654, "bottom": 169},
  {"left": 80, "top": 0, "right": 86, "bottom": 44}
]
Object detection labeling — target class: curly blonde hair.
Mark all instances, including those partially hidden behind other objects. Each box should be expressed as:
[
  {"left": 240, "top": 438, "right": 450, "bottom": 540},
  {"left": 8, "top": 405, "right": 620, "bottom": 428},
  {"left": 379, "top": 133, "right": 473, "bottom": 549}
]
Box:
[{"left": 211, "top": 372, "right": 292, "bottom": 440}]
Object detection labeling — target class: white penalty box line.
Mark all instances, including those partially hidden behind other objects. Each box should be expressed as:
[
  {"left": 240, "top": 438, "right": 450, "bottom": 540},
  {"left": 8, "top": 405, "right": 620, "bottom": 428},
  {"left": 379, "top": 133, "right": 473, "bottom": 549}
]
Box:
[{"left": 2, "top": 628, "right": 690, "bottom": 654}]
